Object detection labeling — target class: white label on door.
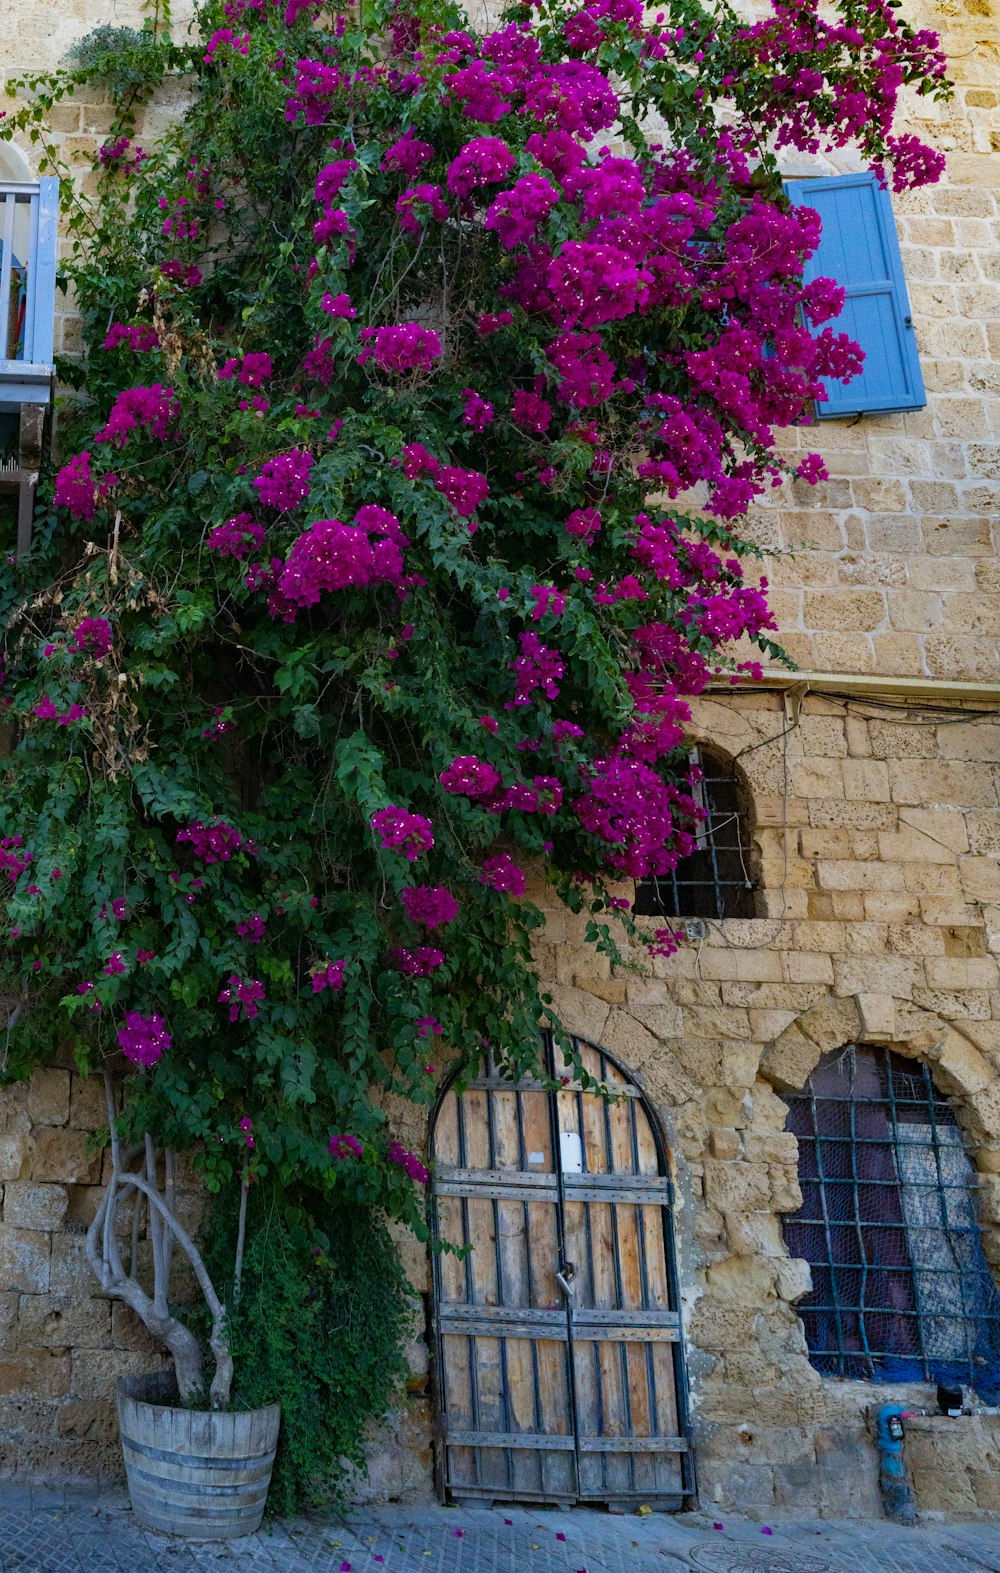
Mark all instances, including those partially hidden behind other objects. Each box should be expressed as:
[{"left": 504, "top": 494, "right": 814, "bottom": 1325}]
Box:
[
  {"left": 527, "top": 1151, "right": 545, "bottom": 1164},
  {"left": 559, "top": 1130, "right": 584, "bottom": 1174}
]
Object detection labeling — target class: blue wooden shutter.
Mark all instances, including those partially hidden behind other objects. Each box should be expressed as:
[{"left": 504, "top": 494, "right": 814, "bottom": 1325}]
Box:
[{"left": 783, "top": 173, "right": 925, "bottom": 418}]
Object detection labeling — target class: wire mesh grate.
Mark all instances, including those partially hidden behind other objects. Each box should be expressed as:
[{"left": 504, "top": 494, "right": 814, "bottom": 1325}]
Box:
[
  {"left": 782, "top": 1045, "right": 1000, "bottom": 1397},
  {"left": 633, "top": 749, "right": 757, "bottom": 921}
]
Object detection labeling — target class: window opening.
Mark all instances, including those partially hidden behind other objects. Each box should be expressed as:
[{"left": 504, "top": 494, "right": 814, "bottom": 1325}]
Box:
[
  {"left": 782, "top": 1045, "right": 1000, "bottom": 1398},
  {"left": 633, "top": 746, "right": 757, "bottom": 920}
]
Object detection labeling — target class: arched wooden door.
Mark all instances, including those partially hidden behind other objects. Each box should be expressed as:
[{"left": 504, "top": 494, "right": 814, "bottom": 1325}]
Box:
[{"left": 430, "top": 1035, "right": 692, "bottom": 1509}]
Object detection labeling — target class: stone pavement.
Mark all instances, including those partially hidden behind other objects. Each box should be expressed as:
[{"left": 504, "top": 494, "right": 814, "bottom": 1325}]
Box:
[{"left": 2, "top": 1492, "right": 1000, "bottom": 1573}]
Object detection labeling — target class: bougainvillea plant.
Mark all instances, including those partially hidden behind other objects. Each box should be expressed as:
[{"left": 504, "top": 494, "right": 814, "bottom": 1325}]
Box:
[{"left": 0, "top": 0, "right": 946, "bottom": 1397}]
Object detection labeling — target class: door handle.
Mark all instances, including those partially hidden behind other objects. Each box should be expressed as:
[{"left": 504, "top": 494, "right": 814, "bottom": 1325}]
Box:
[{"left": 556, "top": 1261, "right": 577, "bottom": 1300}]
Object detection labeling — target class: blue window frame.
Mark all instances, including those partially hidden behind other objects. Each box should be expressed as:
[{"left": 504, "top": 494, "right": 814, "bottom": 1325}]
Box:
[{"left": 783, "top": 173, "right": 925, "bottom": 418}]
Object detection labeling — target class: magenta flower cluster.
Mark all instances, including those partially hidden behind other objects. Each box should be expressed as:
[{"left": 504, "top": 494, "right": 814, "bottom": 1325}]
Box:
[
  {"left": 358, "top": 323, "right": 443, "bottom": 374},
  {"left": 390, "top": 946, "right": 445, "bottom": 977},
  {"left": 439, "top": 755, "right": 502, "bottom": 800},
  {"left": 387, "top": 1140, "right": 430, "bottom": 1185},
  {"left": 68, "top": 617, "right": 113, "bottom": 659},
  {"left": 277, "top": 507, "right": 407, "bottom": 614},
  {"left": 253, "top": 449, "right": 314, "bottom": 511},
  {"left": 312, "top": 960, "right": 346, "bottom": 993},
  {"left": 480, "top": 855, "right": 527, "bottom": 897},
  {"left": 400, "top": 885, "right": 459, "bottom": 927},
  {"left": 176, "top": 819, "right": 245, "bottom": 863},
  {"left": 371, "top": 806, "right": 434, "bottom": 860},
  {"left": 94, "top": 384, "right": 177, "bottom": 446},
  {"left": 117, "top": 1011, "right": 171, "bottom": 1068},
  {"left": 218, "top": 975, "right": 266, "bottom": 1021}
]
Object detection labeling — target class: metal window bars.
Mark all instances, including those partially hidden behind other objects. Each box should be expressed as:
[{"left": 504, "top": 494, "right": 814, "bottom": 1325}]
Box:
[
  {"left": 633, "top": 747, "right": 757, "bottom": 921},
  {"left": 782, "top": 1045, "right": 1000, "bottom": 1398},
  {"left": 0, "top": 177, "right": 59, "bottom": 559}
]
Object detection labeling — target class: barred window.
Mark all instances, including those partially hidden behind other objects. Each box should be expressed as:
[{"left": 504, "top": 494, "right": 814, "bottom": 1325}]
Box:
[
  {"left": 633, "top": 746, "right": 757, "bottom": 921},
  {"left": 782, "top": 1045, "right": 1000, "bottom": 1399}
]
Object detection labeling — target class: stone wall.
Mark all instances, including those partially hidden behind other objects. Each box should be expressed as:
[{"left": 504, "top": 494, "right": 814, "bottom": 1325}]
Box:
[
  {"left": 521, "top": 686, "right": 1000, "bottom": 1519},
  {"left": 742, "top": 0, "right": 1000, "bottom": 683},
  {"left": 0, "top": 0, "right": 998, "bottom": 1525},
  {"left": 0, "top": 1067, "right": 184, "bottom": 1483}
]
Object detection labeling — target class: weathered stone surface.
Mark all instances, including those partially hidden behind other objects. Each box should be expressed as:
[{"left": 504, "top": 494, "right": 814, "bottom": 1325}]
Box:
[
  {"left": 0, "top": 1229, "right": 51, "bottom": 1295},
  {"left": 26, "top": 1072, "right": 70, "bottom": 1129},
  {"left": 2, "top": 1184, "right": 68, "bottom": 1232}
]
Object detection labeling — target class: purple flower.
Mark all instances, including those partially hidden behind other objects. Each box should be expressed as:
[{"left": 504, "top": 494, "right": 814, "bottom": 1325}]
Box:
[
  {"left": 176, "top": 820, "right": 245, "bottom": 864},
  {"left": 252, "top": 449, "right": 314, "bottom": 512},
  {"left": 387, "top": 1140, "right": 430, "bottom": 1184},
  {"left": 53, "top": 452, "right": 97, "bottom": 521},
  {"left": 311, "top": 960, "right": 346, "bottom": 993},
  {"left": 400, "top": 886, "right": 459, "bottom": 928},
  {"left": 358, "top": 323, "right": 443, "bottom": 375},
  {"left": 390, "top": 946, "right": 445, "bottom": 977},
  {"left": 329, "top": 1134, "right": 363, "bottom": 1159},
  {"left": 69, "top": 617, "right": 113, "bottom": 659},
  {"left": 118, "top": 1012, "right": 171, "bottom": 1068},
  {"left": 440, "top": 755, "right": 502, "bottom": 800},
  {"left": 480, "top": 855, "right": 526, "bottom": 897},
  {"left": 218, "top": 975, "right": 265, "bottom": 1021},
  {"left": 372, "top": 806, "right": 434, "bottom": 861}
]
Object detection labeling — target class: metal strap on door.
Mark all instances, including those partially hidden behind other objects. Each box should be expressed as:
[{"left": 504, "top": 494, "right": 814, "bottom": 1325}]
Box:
[{"left": 430, "top": 1035, "right": 693, "bottom": 1508}]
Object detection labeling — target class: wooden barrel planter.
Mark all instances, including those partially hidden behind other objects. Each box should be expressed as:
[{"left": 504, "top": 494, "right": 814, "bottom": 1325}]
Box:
[{"left": 117, "top": 1370, "right": 281, "bottom": 1540}]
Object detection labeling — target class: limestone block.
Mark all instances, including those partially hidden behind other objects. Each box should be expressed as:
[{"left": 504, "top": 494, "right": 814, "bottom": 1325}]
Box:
[
  {"left": 970, "top": 1471, "right": 1000, "bottom": 1512},
  {"left": 856, "top": 993, "right": 897, "bottom": 1038},
  {"left": 832, "top": 955, "right": 920, "bottom": 1001},
  {"left": 783, "top": 952, "right": 835, "bottom": 985},
  {"left": 17, "top": 1294, "right": 111, "bottom": 1350},
  {"left": 703, "top": 1159, "right": 771, "bottom": 1214},
  {"left": 775, "top": 1256, "right": 812, "bottom": 1304},
  {"left": 57, "top": 1398, "right": 118, "bottom": 1444},
  {"left": 817, "top": 859, "right": 903, "bottom": 891},
  {"left": 925, "top": 955, "right": 999, "bottom": 990},
  {"left": 3, "top": 1184, "right": 68, "bottom": 1232},
  {"left": 69, "top": 1078, "right": 107, "bottom": 1132},
  {"left": 960, "top": 857, "right": 1000, "bottom": 903},
  {"left": 573, "top": 975, "right": 626, "bottom": 1004},
  {"left": 744, "top": 1131, "right": 798, "bottom": 1166},
  {"left": 709, "top": 1128, "right": 741, "bottom": 1161},
  {"left": 31, "top": 1129, "right": 101, "bottom": 1186},
  {"left": 26, "top": 1071, "right": 70, "bottom": 1129},
  {"left": 69, "top": 1348, "right": 167, "bottom": 1401},
  {"left": 790, "top": 759, "right": 845, "bottom": 800},
  {"left": 705, "top": 1255, "right": 778, "bottom": 1304},
  {"left": 696, "top": 949, "right": 783, "bottom": 983},
  {"left": 770, "top": 1170, "right": 803, "bottom": 1214},
  {"left": 748, "top": 1009, "right": 800, "bottom": 1042},
  {"left": 0, "top": 1231, "right": 51, "bottom": 1295},
  {"left": 0, "top": 1351, "right": 71, "bottom": 1400},
  {"left": 0, "top": 1133, "right": 32, "bottom": 1182},
  {"left": 865, "top": 892, "right": 922, "bottom": 922},
  {"left": 725, "top": 1212, "right": 786, "bottom": 1259},
  {"left": 702, "top": 1460, "right": 776, "bottom": 1508},
  {"left": 760, "top": 1030, "right": 824, "bottom": 1092},
  {"left": 913, "top": 986, "right": 993, "bottom": 1022},
  {"left": 911, "top": 1465, "right": 979, "bottom": 1515},
  {"left": 47, "top": 1234, "right": 92, "bottom": 1297}
]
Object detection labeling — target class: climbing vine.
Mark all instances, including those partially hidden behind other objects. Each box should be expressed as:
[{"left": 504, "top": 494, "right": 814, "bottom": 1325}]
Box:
[{"left": 0, "top": 0, "right": 947, "bottom": 1242}]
